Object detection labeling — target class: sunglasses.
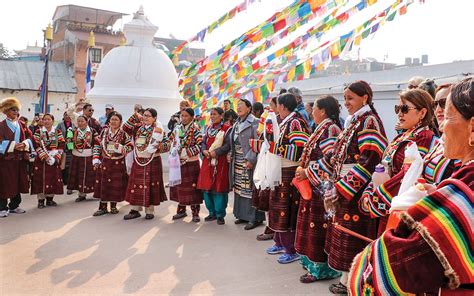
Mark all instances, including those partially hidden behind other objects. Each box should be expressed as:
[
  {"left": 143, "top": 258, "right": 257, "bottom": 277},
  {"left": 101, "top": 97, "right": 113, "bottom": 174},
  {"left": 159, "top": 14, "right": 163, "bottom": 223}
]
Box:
[
  {"left": 433, "top": 98, "right": 446, "bottom": 109},
  {"left": 394, "top": 104, "right": 418, "bottom": 114}
]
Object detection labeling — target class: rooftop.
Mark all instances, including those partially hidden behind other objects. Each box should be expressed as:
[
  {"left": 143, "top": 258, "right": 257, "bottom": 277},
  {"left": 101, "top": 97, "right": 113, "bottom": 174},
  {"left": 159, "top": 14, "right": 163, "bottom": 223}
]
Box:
[
  {"left": 52, "top": 5, "right": 127, "bottom": 27},
  {"left": 0, "top": 60, "right": 77, "bottom": 93}
]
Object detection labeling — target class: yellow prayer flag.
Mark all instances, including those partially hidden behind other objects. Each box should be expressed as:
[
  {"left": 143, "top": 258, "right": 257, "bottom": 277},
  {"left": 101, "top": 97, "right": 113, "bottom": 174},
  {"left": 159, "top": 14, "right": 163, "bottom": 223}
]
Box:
[
  {"left": 354, "top": 35, "right": 362, "bottom": 46},
  {"left": 287, "top": 67, "right": 296, "bottom": 81},
  {"left": 368, "top": 0, "right": 377, "bottom": 6}
]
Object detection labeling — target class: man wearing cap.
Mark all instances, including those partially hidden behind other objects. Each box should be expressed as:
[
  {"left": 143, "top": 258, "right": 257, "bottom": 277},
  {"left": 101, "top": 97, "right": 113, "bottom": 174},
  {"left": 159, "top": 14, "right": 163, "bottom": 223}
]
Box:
[
  {"left": 0, "top": 97, "right": 33, "bottom": 217},
  {"left": 99, "top": 104, "right": 114, "bottom": 127},
  {"left": 287, "top": 87, "right": 311, "bottom": 125}
]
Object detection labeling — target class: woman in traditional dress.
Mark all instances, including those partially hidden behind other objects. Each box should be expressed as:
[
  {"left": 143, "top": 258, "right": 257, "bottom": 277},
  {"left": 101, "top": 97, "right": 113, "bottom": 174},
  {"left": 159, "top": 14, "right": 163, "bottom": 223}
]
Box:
[
  {"left": 216, "top": 99, "right": 265, "bottom": 230},
  {"left": 293, "top": 96, "right": 342, "bottom": 282},
  {"left": 348, "top": 77, "right": 474, "bottom": 296},
  {"left": 299, "top": 81, "right": 388, "bottom": 294},
  {"left": 92, "top": 111, "right": 133, "bottom": 216},
  {"left": 31, "top": 114, "right": 65, "bottom": 208},
  {"left": 122, "top": 108, "right": 167, "bottom": 220},
  {"left": 56, "top": 112, "right": 74, "bottom": 193},
  {"left": 67, "top": 115, "right": 99, "bottom": 202},
  {"left": 197, "top": 107, "right": 231, "bottom": 225},
  {"left": 168, "top": 108, "right": 203, "bottom": 223},
  {"left": 254, "top": 96, "right": 281, "bottom": 241},
  {"left": 0, "top": 97, "right": 32, "bottom": 217},
  {"left": 250, "top": 93, "right": 310, "bottom": 264},
  {"left": 360, "top": 89, "right": 437, "bottom": 235}
]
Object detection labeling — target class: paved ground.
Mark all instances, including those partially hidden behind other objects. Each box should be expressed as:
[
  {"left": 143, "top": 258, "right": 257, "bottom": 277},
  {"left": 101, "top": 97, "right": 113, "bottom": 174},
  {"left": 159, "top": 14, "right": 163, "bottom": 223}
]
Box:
[{"left": 1, "top": 188, "right": 336, "bottom": 295}]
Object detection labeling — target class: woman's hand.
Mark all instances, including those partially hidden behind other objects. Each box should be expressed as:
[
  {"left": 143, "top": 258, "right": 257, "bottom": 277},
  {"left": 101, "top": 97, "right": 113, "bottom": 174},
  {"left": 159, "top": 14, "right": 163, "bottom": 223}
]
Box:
[
  {"left": 210, "top": 150, "right": 217, "bottom": 158},
  {"left": 245, "top": 161, "right": 254, "bottom": 170},
  {"left": 423, "top": 183, "right": 437, "bottom": 195},
  {"left": 295, "top": 166, "right": 308, "bottom": 181},
  {"left": 14, "top": 143, "right": 26, "bottom": 151},
  {"left": 203, "top": 150, "right": 210, "bottom": 158}
]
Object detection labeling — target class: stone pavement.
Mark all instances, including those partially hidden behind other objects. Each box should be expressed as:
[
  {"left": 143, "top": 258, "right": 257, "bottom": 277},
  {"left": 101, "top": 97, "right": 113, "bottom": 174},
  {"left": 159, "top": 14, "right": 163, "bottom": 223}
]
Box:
[{"left": 1, "top": 190, "right": 336, "bottom": 295}]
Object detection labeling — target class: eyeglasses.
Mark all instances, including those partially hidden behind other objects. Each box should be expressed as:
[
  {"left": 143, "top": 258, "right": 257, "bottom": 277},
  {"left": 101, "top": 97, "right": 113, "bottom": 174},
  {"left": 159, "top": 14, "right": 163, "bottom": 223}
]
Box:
[
  {"left": 394, "top": 104, "right": 418, "bottom": 114},
  {"left": 434, "top": 98, "right": 446, "bottom": 109}
]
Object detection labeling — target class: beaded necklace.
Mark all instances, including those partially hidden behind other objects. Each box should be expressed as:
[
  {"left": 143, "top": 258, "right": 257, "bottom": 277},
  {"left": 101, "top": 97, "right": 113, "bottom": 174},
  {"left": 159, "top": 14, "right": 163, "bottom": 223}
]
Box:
[
  {"left": 177, "top": 121, "right": 196, "bottom": 149},
  {"left": 73, "top": 128, "right": 91, "bottom": 152},
  {"left": 206, "top": 122, "right": 223, "bottom": 138},
  {"left": 135, "top": 125, "right": 153, "bottom": 152},
  {"left": 40, "top": 127, "right": 58, "bottom": 152},
  {"left": 101, "top": 127, "right": 122, "bottom": 158},
  {"left": 301, "top": 118, "right": 333, "bottom": 168},
  {"left": 381, "top": 126, "right": 429, "bottom": 175},
  {"left": 331, "top": 119, "right": 360, "bottom": 180},
  {"left": 423, "top": 141, "right": 444, "bottom": 165}
]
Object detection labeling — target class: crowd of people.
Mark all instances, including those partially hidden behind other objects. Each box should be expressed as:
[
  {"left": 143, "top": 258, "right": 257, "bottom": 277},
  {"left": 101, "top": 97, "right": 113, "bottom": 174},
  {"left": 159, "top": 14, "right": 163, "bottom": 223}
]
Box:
[{"left": 0, "top": 76, "right": 472, "bottom": 295}]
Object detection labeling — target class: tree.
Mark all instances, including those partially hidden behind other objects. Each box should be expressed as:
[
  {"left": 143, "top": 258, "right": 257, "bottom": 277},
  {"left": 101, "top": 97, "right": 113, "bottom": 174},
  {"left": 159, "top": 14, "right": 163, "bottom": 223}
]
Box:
[{"left": 0, "top": 43, "right": 17, "bottom": 60}]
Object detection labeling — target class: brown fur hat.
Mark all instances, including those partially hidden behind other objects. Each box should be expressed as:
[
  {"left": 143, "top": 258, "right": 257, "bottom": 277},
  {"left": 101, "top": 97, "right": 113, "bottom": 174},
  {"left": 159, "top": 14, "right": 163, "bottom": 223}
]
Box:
[{"left": 0, "top": 97, "right": 22, "bottom": 114}]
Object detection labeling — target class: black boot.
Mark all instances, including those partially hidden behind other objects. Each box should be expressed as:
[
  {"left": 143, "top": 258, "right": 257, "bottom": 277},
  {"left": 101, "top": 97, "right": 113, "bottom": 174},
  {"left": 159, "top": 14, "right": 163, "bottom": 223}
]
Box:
[
  {"left": 38, "top": 199, "right": 45, "bottom": 209},
  {"left": 46, "top": 196, "right": 57, "bottom": 207}
]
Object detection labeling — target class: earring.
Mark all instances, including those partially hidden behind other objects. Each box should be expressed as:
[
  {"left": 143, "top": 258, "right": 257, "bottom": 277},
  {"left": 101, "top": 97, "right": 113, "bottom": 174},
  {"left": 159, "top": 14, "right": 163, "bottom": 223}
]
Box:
[{"left": 469, "top": 137, "right": 474, "bottom": 147}]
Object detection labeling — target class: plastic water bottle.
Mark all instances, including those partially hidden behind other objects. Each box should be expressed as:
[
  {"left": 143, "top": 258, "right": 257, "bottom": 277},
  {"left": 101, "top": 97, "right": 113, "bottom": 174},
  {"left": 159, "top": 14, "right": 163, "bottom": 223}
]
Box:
[
  {"left": 320, "top": 179, "right": 337, "bottom": 220},
  {"left": 372, "top": 164, "right": 390, "bottom": 188}
]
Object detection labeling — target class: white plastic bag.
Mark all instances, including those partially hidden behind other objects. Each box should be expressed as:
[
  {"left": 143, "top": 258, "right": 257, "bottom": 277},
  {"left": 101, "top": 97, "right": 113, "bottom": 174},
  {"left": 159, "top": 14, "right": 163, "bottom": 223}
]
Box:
[
  {"left": 253, "top": 111, "right": 281, "bottom": 190},
  {"left": 168, "top": 147, "right": 182, "bottom": 186},
  {"left": 125, "top": 151, "right": 134, "bottom": 175}
]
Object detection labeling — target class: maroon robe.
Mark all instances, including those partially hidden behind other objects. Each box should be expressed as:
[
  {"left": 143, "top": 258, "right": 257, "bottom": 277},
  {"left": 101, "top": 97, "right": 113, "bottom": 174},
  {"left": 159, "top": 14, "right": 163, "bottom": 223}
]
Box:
[
  {"left": 361, "top": 127, "right": 435, "bottom": 235},
  {"left": 93, "top": 128, "right": 133, "bottom": 202},
  {"left": 67, "top": 128, "right": 99, "bottom": 193},
  {"left": 348, "top": 162, "right": 473, "bottom": 295},
  {"left": 295, "top": 119, "right": 341, "bottom": 263},
  {"left": 123, "top": 114, "right": 167, "bottom": 207},
  {"left": 168, "top": 121, "right": 203, "bottom": 206},
  {"left": 31, "top": 128, "right": 65, "bottom": 195},
  {"left": 0, "top": 119, "right": 31, "bottom": 199}
]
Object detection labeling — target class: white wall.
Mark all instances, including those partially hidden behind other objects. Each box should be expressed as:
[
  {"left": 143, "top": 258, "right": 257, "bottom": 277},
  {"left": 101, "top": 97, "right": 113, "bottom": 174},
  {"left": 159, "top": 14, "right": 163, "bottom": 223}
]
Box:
[{"left": 0, "top": 90, "right": 75, "bottom": 123}]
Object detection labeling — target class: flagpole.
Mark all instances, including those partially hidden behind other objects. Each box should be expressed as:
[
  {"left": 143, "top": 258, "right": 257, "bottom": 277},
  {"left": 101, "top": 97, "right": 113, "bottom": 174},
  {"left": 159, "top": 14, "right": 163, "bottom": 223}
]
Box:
[
  {"left": 85, "top": 31, "right": 95, "bottom": 96},
  {"left": 41, "top": 24, "right": 53, "bottom": 114}
]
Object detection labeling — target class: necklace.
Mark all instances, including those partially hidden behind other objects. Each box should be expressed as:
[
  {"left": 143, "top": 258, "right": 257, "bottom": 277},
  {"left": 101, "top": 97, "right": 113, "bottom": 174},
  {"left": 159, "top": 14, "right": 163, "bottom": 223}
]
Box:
[
  {"left": 301, "top": 118, "right": 332, "bottom": 168},
  {"left": 135, "top": 125, "right": 153, "bottom": 152},
  {"left": 73, "top": 128, "right": 91, "bottom": 152},
  {"left": 101, "top": 128, "right": 122, "bottom": 158}
]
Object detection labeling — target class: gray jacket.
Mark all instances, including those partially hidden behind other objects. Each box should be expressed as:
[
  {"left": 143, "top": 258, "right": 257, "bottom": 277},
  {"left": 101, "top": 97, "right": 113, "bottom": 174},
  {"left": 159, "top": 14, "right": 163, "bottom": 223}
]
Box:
[{"left": 215, "top": 114, "right": 259, "bottom": 189}]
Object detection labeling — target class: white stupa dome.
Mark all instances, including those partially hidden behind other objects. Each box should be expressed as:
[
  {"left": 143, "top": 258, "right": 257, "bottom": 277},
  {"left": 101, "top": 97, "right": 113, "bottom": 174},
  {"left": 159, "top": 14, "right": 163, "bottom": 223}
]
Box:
[{"left": 88, "top": 6, "right": 180, "bottom": 126}]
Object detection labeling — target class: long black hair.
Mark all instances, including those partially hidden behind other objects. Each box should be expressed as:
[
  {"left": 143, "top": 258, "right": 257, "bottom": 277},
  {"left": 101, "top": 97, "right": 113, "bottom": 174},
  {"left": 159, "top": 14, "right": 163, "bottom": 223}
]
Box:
[
  {"left": 277, "top": 93, "right": 297, "bottom": 112},
  {"left": 315, "top": 95, "right": 342, "bottom": 129},
  {"left": 345, "top": 80, "right": 379, "bottom": 116},
  {"left": 105, "top": 111, "right": 123, "bottom": 126},
  {"left": 450, "top": 77, "right": 474, "bottom": 120}
]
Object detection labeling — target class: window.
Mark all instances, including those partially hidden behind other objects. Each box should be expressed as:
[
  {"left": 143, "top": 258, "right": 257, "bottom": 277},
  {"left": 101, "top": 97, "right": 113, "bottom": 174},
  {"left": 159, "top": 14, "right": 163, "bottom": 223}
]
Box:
[
  {"left": 34, "top": 103, "right": 51, "bottom": 114},
  {"left": 89, "top": 48, "right": 102, "bottom": 63}
]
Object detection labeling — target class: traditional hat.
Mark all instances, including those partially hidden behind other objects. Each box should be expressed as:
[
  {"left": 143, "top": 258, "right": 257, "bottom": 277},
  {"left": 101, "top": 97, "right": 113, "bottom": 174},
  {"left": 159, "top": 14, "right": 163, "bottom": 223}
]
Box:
[{"left": 0, "top": 97, "right": 21, "bottom": 114}]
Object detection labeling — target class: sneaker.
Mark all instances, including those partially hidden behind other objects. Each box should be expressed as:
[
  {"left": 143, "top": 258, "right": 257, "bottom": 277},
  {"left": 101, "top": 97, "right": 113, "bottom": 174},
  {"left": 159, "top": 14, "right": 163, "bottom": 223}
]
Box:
[
  {"left": 266, "top": 245, "right": 285, "bottom": 255},
  {"left": 9, "top": 207, "right": 26, "bottom": 214},
  {"left": 0, "top": 210, "right": 9, "bottom": 217},
  {"left": 277, "top": 253, "right": 301, "bottom": 264}
]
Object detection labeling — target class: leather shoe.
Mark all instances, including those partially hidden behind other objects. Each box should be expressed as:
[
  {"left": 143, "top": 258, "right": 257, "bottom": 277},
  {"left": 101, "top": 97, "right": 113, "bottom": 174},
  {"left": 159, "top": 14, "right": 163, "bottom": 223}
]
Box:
[
  {"left": 124, "top": 210, "right": 141, "bottom": 220},
  {"left": 244, "top": 221, "right": 262, "bottom": 230},
  {"left": 234, "top": 219, "right": 247, "bottom": 225},
  {"left": 172, "top": 212, "right": 187, "bottom": 220},
  {"left": 217, "top": 217, "right": 225, "bottom": 225},
  {"left": 145, "top": 214, "right": 154, "bottom": 220}
]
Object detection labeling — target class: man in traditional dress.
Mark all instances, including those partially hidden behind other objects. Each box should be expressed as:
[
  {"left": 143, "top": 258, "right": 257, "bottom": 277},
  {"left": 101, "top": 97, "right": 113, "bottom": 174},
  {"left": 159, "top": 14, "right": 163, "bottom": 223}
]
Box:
[{"left": 0, "top": 97, "right": 33, "bottom": 217}]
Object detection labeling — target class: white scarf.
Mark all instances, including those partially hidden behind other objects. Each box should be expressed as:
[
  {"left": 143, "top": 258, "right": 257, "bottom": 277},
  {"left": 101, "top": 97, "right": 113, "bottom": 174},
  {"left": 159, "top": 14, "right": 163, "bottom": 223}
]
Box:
[{"left": 344, "top": 104, "right": 371, "bottom": 128}]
